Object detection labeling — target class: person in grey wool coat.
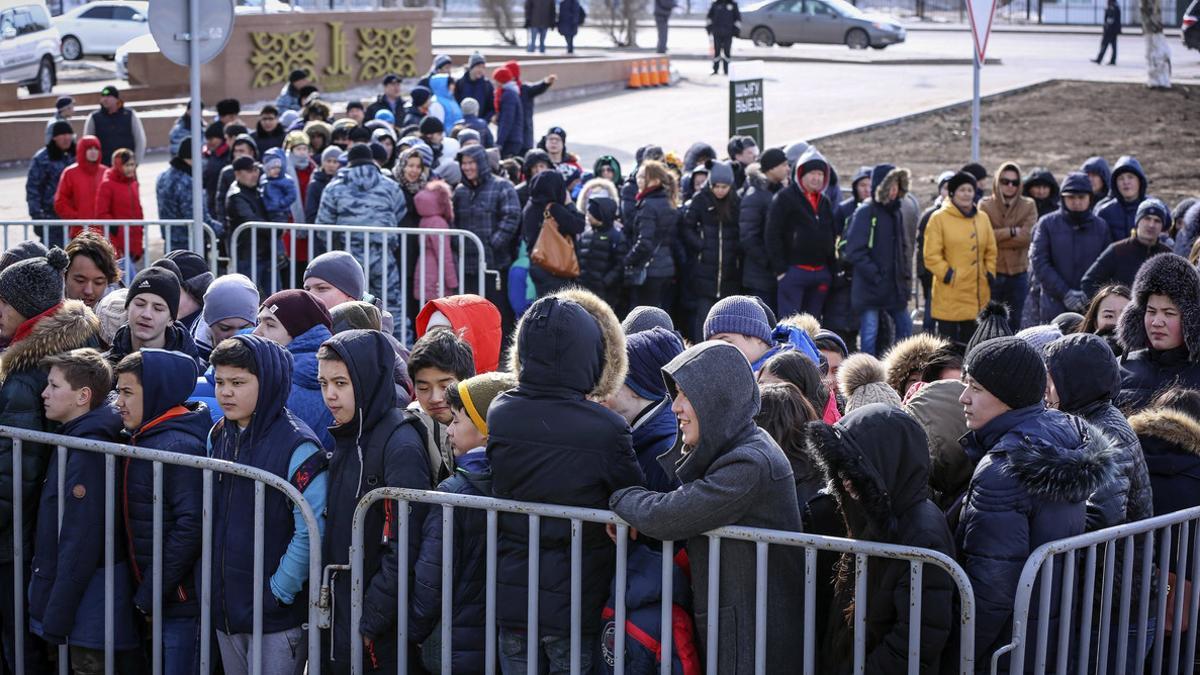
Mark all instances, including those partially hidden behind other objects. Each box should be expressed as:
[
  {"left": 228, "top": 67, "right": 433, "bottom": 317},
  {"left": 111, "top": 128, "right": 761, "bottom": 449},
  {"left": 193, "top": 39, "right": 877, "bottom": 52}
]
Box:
[{"left": 610, "top": 340, "right": 803, "bottom": 674}]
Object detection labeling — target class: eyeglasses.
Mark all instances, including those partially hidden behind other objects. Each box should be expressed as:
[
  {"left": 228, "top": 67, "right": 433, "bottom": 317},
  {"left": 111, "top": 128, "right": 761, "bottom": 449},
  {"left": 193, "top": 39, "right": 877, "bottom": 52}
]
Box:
[{"left": 999, "top": 178, "right": 1020, "bottom": 187}]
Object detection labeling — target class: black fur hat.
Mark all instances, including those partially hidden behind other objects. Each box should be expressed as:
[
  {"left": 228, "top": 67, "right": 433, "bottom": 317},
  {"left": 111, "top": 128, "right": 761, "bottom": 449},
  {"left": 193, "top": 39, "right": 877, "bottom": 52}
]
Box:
[{"left": 1118, "top": 254, "right": 1200, "bottom": 360}]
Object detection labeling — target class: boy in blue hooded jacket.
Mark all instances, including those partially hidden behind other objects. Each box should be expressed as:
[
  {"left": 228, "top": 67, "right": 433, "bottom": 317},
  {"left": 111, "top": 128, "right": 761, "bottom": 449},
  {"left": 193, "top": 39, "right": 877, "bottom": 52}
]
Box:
[{"left": 261, "top": 147, "right": 299, "bottom": 224}]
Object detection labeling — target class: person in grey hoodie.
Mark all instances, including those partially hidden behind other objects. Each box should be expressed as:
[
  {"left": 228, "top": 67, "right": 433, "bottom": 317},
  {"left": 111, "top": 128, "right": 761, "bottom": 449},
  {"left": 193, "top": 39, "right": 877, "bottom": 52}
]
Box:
[{"left": 610, "top": 340, "right": 803, "bottom": 674}]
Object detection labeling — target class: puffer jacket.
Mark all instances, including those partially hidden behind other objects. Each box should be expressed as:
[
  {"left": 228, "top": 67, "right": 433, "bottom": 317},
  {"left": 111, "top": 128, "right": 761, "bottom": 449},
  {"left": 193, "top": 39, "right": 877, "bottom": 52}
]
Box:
[
  {"left": 1045, "top": 333, "right": 1153, "bottom": 530},
  {"left": 600, "top": 544, "right": 700, "bottom": 675},
  {"left": 623, "top": 186, "right": 678, "bottom": 280},
  {"left": 1094, "top": 155, "right": 1148, "bottom": 243},
  {"left": 979, "top": 162, "right": 1037, "bottom": 276},
  {"left": 765, "top": 147, "right": 837, "bottom": 275},
  {"left": 123, "top": 349, "right": 208, "bottom": 618},
  {"left": 410, "top": 450, "right": 490, "bottom": 673},
  {"left": 489, "top": 289, "right": 644, "bottom": 638},
  {"left": 285, "top": 323, "right": 335, "bottom": 452},
  {"left": 681, "top": 185, "right": 741, "bottom": 299},
  {"left": 805, "top": 405, "right": 956, "bottom": 674},
  {"left": 455, "top": 71, "right": 495, "bottom": 120},
  {"left": 452, "top": 145, "right": 522, "bottom": 273},
  {"left": 1080, "top": 235, "right": 1171, "bottom": 298},
  {"left": 494, "top": 81, "right": 524, "bottom": 158},
  {"left": 93, "top": 151, "right": 145, "bottom": 259},
  {"left": 0, "top": 300, "right": 100, "bottom": 564},
  {"left": 106, "top": 321, "right": 203, "bottom": 372},
  {"left": 738, "top": 164, "right": 784, "bottom": 292},
  {"left": 53, "top": 136, "right": 104, "bottom": 221},
  {"left": 26, "top": 138, "right": 74, "bottom": 219},
  {"left": 903, "top": 379, "right": 970, "bottom": 512},
  {"left": 923, "top": 200, "right": 997, "bottom": 322},
  {"left": 844, "top": 164, "right": 911, "bottom": 311},
  {"left": 956, "top": 404, "right": 1118, "bottom": 672},
  {"left": 413, "top": 181, "right": 459, "bottom": 301},
  {"left": 28, "top": 404, "right": 139, "bottom": 650},
  {"left": 576, "top": 221, "right": 626, "bottom": 304},
  {"left": 1030, "top": 185, "right": 1113, "bottom": 322},
  {"left": 1131, "top": 407, "right": 1200, "bottom": 523}
]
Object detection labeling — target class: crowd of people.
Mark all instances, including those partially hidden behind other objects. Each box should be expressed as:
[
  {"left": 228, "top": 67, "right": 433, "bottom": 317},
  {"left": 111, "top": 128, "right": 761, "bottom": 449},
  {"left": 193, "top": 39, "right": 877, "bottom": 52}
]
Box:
[{"left": 10, "top": 53, "right": 1200, "bottom": 675}]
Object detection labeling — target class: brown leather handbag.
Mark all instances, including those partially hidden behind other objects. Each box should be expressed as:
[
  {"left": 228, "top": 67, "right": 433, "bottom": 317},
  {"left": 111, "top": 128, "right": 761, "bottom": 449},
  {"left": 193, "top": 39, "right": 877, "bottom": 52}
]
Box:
[{"left": 531, "top": 205, "right": 580, "bottom": 278}]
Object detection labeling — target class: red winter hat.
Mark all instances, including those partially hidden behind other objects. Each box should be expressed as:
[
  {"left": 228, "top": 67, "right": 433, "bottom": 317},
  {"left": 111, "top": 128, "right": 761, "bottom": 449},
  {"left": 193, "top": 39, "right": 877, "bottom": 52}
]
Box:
[
  {"left": 492, "top": 66, "right": 513, "bottom": 84},
  {"left": 261, "top": 289, "right": 332, "bottom": 338},
  {"left": 503, "top": 60, "right": 521, "bottom": 79}
]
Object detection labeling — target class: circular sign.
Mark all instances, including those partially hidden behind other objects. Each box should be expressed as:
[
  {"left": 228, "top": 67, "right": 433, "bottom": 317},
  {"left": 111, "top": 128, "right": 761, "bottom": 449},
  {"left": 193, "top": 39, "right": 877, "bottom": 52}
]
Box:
[{"left": 149, "top": 0, "right": 235, "bottom": 67}]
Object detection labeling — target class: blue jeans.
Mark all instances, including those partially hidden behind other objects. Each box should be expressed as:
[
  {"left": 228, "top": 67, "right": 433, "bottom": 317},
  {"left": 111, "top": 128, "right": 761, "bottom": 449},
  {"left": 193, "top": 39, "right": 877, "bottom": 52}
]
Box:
[
  {"left": 777, "top": 265, "right": 832, "bottom": 321},
  {"left": 990, "top": 272, "right": 1028, "bottom": 332},
  {"left": 527, "top": 27, "right": 548, "bottom": 52},
  {"left": 162, "top": 616, "right": 198, "bottom": 675},
  {"left": 860, "top": 307, "right": 911, "bottom": 357},
  {"left": 498, "top": 629, "right": 594, "bottom": 675}
]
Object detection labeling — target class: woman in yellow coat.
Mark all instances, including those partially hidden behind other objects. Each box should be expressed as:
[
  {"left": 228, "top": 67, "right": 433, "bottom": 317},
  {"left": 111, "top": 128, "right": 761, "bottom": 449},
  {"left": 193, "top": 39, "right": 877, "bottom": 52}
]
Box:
[{"left": 923, "top": 171, "right": 998, "bottom": 345}]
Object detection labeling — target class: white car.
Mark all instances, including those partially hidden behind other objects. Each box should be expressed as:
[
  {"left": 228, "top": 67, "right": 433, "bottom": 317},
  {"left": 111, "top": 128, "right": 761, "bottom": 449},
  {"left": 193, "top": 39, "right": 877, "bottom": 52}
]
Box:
[
  {"left": 0, "top": 0, "right": 60, "bottom": 93},
  {"left": 54, "top": 0, "right": 147, "bottom": 60}
]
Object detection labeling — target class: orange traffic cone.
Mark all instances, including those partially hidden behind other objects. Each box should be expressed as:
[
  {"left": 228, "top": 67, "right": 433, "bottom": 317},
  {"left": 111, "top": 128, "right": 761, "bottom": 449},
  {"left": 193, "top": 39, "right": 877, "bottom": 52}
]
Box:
[
  {"left": 627, "top": 61, "right": 643, "bottom": 89},
  {"left": 651, "top": 59, "right": 664, "bottom": 86},
  {"left": 661, "top": 57, "right": 671, "bottom": 86}
]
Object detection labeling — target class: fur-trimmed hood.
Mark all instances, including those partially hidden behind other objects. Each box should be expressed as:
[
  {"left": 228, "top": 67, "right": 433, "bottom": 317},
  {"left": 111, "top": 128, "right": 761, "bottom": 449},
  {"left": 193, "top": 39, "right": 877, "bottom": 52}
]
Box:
[
  {"left": 0, "top": 300, "right": 99, "bottom": 383},
  {"left": 1117, "top": 253, "right": 1200, "bottom": 360},
  {"left": 575, "top": 177, "right": 619, "bottom": 214},
  {"left": 804, "top": 404, "right": 931, "bottom": 541},
  {"left": 506, "top": 287, "right": 627, "bottom": 400},
  {"left": 1130, "top": 408, "right": 1200, "bottom": 456},
  {"left": 983, "top": 408, "right": 1120, "bottom": 503},
  {"left": 883, "top": 333, "right": 950, "bottom": 395},
  {"left": 871, "top": 164, "right": 910, "bottom": 205}
]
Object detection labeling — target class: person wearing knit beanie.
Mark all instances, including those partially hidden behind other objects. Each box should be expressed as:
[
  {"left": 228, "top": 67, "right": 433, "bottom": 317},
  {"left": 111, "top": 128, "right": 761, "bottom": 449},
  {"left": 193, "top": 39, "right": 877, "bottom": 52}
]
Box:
[
  {"left": 962, "top": 336, "right": 1047, "bottom": 419},
  {"left": 126, "top": 267, "right": 180, "bottom": 319},
  {"left": 450, "top": 371, "right": 518, "bottom": 439},
  {"left": 303, "top": 251, "right": 366, "bottom": 309},
  {"left": 202, "top": 274, "right": 259, "bottom": 346},
  {"left": 837, "top": 353, "right": 903, "bottom": 413},
  {"left": 330, "top": 301, "right": 383, "bottom": 334},
  {"left": 0, "top": 247, "right": 69, "bottom": 340},
  {"left": 704, "top": 295, "right": 776, "bottom": 363},
  {"left": 254, "top": 290, "right": 332, "bottom": 347},
  {"left": 0, "top": 240, "right": 48, "bottom": 272},
  {"left": 123, "top": 267, "right": 182, "bottom": 352},
  {"left": 1017, "top": 323, "right": 1064, "bottom": 356},
  {"left": 964, "top": 300, "right": 1013, "bottom": 356},
  {"left": 622, "top": 306, "right": 674, "bottom": 335},
  {"left": 96, "top": 288, "right": 128, "bottom": 347}
]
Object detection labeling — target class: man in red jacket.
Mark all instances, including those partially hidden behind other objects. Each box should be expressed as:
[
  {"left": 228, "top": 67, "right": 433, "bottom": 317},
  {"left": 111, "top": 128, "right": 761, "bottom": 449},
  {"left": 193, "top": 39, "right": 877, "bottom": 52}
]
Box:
[{"left": 54, "top": 135, "right": 104, "bottom": 222}]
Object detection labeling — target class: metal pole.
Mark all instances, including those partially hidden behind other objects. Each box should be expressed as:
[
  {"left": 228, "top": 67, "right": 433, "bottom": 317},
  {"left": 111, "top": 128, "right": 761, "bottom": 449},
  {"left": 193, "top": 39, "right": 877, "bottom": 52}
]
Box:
[
  {"left": 971, "top": 46, "right": 981, "bottom": 163},
  {"left": 189, "top": 0, "right": 204, "bottom": 253}
]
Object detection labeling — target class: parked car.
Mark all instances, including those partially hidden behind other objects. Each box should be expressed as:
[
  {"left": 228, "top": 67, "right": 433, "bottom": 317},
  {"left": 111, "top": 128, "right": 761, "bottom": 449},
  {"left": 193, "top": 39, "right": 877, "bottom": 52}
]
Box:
[
  {"left": 1185, "top": 0, "right": 1199, "bottom": 50},
  {"left": 0, "top": 0, "right": 60, "bottom": 93},
  {"left": 737, "top": 0, "right": 906, "bottom": 49},
  {"left": 53, "top": 0, "right": 147, "bottom": 61}
]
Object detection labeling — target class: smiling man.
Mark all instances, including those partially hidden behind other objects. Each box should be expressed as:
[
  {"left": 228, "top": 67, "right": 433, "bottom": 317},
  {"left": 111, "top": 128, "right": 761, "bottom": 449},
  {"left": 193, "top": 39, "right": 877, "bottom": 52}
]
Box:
[{"left": 106, "top": 267, "right": 202, "bottom": 369}]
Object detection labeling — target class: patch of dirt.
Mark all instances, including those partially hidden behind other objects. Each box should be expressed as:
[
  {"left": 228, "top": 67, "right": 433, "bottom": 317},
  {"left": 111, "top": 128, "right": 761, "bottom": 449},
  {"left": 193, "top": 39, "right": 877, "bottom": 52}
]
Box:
[{"left": 816, "top": 80, "right": 1200, "bottom": 209}]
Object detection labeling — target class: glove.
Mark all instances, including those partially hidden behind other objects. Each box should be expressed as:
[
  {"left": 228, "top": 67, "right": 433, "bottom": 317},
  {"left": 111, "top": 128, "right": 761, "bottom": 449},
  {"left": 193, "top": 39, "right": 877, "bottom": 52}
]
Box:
[
  {"left": 943, "top": 268, "right": 955, "bottom": 285},
  {"left": 1064, "top": 289, "right": 1088, "bottom": 312}
]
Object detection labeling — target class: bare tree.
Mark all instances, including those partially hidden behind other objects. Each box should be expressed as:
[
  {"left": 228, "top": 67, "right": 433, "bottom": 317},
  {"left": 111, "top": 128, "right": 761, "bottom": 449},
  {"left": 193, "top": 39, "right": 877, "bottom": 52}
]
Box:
[
  {"left": 1141, "top": 0, "right": 1171, "bottom": 87},
  {"left": 589, "top": 0, "right": 646, "bottom": 46},
  {"left": 484, "top": 0, "right": 520, "bottom": 45}
]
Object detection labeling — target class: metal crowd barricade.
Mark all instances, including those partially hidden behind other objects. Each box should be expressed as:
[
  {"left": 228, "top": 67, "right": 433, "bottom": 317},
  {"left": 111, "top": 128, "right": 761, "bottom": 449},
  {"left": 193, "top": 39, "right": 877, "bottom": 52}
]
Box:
[
  {"left": 989, "top": 506, "right": 1200, "bottom": 675},
  {"left": 348, "top": 487, "right": 977, "bottom": 675},
  {"left": 0, "top": 426, "right": 325, "bottom": 675},
  {"left": 0, "top": 221, "right": 220, "bottom": 273},
  {"left": 228, "top": 222, "right": 491, "bottom": 336}
]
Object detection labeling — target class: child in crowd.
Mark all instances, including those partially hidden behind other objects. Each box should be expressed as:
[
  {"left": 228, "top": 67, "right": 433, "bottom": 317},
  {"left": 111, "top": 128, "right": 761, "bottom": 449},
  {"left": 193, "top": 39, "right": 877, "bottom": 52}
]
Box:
[
  {"left": 414, "top": 180, "right": 459, "bottom": 301},
  {"left": 576, "top": 178, "right": 627, "bottom": 309},
  {"left": 260, "top": 147, "right": 299, "bottom": 224},
  {"left": 406, "top": 327, "right": 477, "bottom": 483}
]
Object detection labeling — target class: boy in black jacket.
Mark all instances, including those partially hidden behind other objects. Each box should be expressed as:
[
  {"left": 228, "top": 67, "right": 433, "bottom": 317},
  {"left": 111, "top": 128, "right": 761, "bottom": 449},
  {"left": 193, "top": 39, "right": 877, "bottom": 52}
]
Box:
[
  {"left": 318, "top": 329, "right": 431, "bottom": 675},
  {"left": 576, "top": 179, "right": 628, "bottom": 309}
]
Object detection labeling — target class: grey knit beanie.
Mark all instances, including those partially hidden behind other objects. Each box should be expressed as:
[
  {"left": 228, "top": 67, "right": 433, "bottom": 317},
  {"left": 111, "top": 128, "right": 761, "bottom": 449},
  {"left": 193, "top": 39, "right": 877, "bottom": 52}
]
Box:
[
  {"left": 622, "top": 306, "right": 674, "bottom": 335},
  {"left": 1016, "top": 324, "right": 1064, "bottom": 356},
  {"left": 0, "top": 247, "right": 68, "bottom": 319},
  {"left": 0, "top": 240, "right": 48, "bottom": 273},
  {"left": 703, "top": 295, "right": 774, "bottom": 345},
  {"left": 304, "top": 251, "right": 365, "bottom": 301},
  {"left": 203, "top": 274, "right": 259, "bottom": 327},
  {"left": 96, "top": 289, "right": 128, "bottom": 346},
  {"left": 838, "top": 353, "right": 903, "bottom": 413}
]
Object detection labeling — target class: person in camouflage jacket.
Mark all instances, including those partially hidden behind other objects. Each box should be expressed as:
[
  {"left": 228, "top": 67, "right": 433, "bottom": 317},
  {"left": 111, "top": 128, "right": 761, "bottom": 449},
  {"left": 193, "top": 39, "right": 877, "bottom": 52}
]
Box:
[{"left": 156, "top": 138, "right": 222, "bottom": 253}]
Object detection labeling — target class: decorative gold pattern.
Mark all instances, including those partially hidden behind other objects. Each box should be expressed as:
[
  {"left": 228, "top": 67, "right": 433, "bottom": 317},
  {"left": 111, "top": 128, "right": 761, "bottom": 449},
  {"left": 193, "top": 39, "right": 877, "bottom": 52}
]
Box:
[
  {"left": 356, "top": 26, "right": 417, "bottom": 81},
  {"left": 249, "top": 29, "right": 318, "bottom": 89}
]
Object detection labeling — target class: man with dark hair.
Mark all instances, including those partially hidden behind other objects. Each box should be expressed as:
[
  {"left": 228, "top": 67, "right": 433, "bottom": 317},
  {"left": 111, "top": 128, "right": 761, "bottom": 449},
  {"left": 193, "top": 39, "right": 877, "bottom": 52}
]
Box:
[
  {"left": 317, "top": 330, "right": 431, "bottom": 674},
  {"left": 276, "top": 69, "right": 310, "bottom": 112},
  {"left": 406, "top": 327, "right": 476, "bottom": 482},
  {"left": 215, "top": 98, "right": 242, "bottom": 127},
  {"left": 84, "top": 86, "right": 145, "bottom": 166},
  {"left": 252, "top": 105, "right": 286, "bottom": 153},
  {"left": 365, "top": 74, "right": 405, "bottom": 121},
  {"left": 65, "top": 231, "right": 121, "bottom": 309},
  {"left": 214, "top": 133, "right": 258, "bottom": 229},
  {"left": 208, "top": 335, "right": 327, "bottom": 675},
  {"left": 113, "top": 349, "right": 207, "bottom": 675},
  {"left": 226, "top": 156, "right": 274, "bottom": 287},
  {"left": 31, "top": 349, "right": 137, "bottom": 670}
]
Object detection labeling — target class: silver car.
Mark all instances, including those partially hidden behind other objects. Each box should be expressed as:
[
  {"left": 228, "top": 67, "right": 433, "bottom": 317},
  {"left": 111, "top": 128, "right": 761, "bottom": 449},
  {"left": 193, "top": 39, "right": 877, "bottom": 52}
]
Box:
[
  {"left": 737, "top": 0, "right": 906, "bottom": 49},
  {"left": 0, "top": 0, "right": 60, "bottom": 93}
]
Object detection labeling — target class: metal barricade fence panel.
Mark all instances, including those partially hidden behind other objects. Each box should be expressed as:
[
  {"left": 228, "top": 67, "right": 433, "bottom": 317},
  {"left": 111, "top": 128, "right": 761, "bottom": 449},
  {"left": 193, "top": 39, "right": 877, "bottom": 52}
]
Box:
[
  {"left": 0, "top": 426, "right": 324, "bottom": 675},
  {"left": 0, "top": 221, "right": 220, "bottom": 274},
  {"left": 229, "top": 222, "right": 492, "bottom": 339},
  {"left": 990, "top": 506, "right": 1200, "bottom": 675},
  {"left": 346, "top": 487, "right": 977, "bottom": 675}
]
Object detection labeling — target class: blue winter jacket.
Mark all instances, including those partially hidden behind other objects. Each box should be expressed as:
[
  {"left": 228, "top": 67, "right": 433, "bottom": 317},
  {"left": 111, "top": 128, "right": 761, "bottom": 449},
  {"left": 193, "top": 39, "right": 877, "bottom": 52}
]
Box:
[
  {"left": 26, "top": 141, "right": 74, "bottom": 219},
  {"left": 600, "top": 543, "right": 699, "bottom": 675},
  {"left": 429, "top": 74, "right": 463, "bottom": 130},
  {"left": 261, "top": 148, "right": 300, "bottom": 221},
  {"left": 208, "top": 335, "right": 327, "bottom": 634},
  {"left": 462, "top": 114, "right": 495, "bottom": 149},
  {"left": 630, "top": 397, "right": 680, "bottom": 494},
  {"left": 455, "top": 71, "right": 495, "bottom": 120},
  {"left": 411, "top": 449, "right": 490, "bottom": 672},
  {"left": 1094, "top": 155, "right": 1148, "bottom": 242},
  {"left": 956, "top": 405, "right": 1117, "bottom": 673},
  {"left": 1029, "top": 200, "right": 1113, "bottom": 323},
  {"left": 495, "top": 82, "right": 524, "bottom": 158},
  {"left": 286, "top": 324, "right": 335, "bottom": 452},
  {"left": 28, "top": 404, "right": 140, "bottom": 650},
  {"left": 123, "top": 350, "right": 209, "bottom": 619},
  {"left": 843, "top": 164, "right": 910, "bottom": 312}
]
